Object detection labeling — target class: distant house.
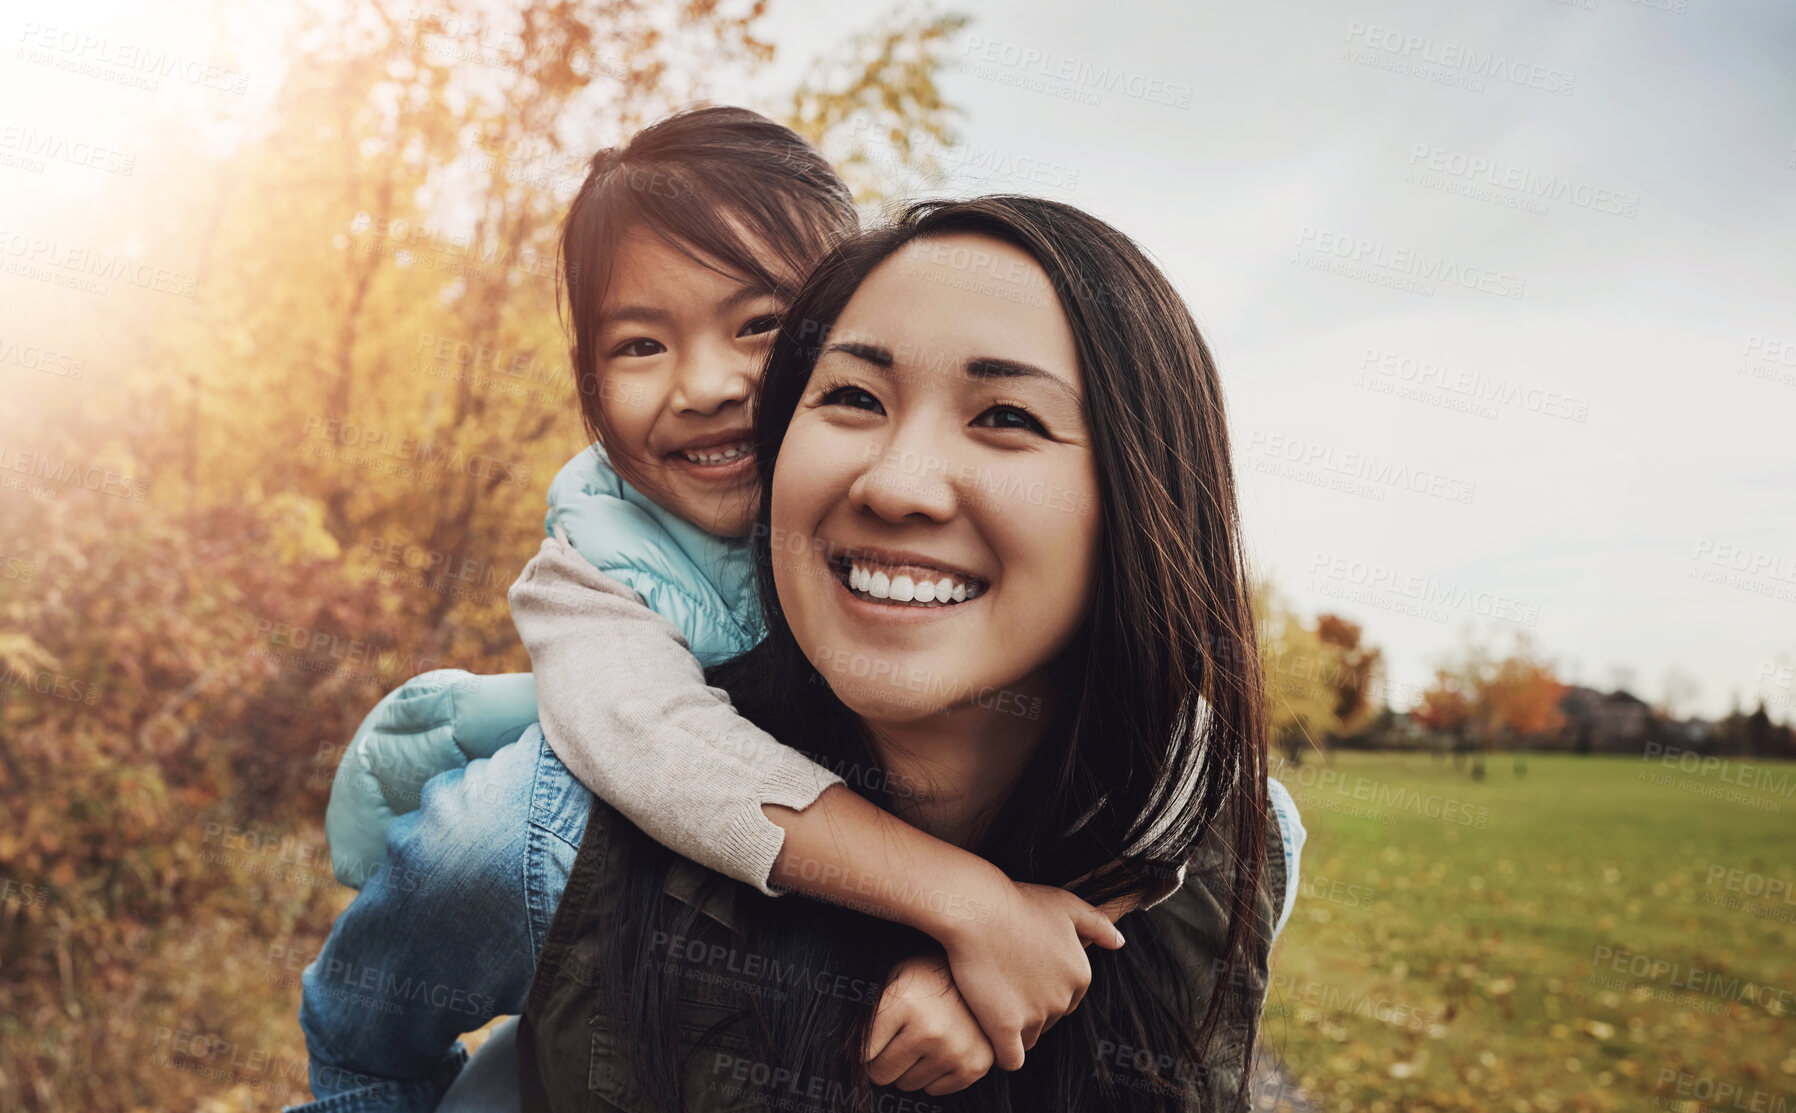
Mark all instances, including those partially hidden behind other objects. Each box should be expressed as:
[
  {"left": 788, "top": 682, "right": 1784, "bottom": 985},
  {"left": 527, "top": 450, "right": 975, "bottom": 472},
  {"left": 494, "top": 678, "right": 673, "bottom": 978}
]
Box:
[
  {"left": 1558, "top": 687, "right": 1654, "bottom": 753},
  {"left": 1665, "top": 717, "right": 1716, "bottom": 749}
]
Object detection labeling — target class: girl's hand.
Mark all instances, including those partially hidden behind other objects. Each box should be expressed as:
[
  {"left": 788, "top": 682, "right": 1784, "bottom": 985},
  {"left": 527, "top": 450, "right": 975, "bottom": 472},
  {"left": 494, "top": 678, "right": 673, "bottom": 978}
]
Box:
[
  {"left": 934, "top": 880, "right": 1126, "bottom": 1072},
  {"left": 865, "top": 951, "right": 996, "bottom": 1095}
]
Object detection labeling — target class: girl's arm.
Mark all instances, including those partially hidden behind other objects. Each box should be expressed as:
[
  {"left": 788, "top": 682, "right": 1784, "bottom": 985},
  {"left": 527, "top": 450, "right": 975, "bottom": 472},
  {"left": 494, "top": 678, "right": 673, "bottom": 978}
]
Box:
[{"left": 509, "top": 535, "right": 1128, "bottom": 1070}]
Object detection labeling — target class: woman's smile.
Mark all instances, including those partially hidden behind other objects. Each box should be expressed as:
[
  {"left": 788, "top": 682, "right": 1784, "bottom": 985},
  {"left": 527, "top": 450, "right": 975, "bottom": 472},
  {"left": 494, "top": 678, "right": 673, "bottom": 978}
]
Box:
[{"left": 826, "top": 544, "right": 991, "bottom": 619}]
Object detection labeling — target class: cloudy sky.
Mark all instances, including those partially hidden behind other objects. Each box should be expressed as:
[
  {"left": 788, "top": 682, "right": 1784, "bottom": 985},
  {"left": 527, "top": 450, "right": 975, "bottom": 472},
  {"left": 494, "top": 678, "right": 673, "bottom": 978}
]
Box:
[
  {"left": 740, "top": 0, "right": 1796, "bottom": 720},
  {"left": 5, "top": 0, "right": 1790, "bottom": 720}
]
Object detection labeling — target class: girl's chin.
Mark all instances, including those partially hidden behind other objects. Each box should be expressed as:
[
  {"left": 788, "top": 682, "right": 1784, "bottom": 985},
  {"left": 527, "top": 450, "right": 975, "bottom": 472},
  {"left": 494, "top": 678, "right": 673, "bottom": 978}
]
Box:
[{"left": 663, "top": 486, "right": 758, "bottom": 536}]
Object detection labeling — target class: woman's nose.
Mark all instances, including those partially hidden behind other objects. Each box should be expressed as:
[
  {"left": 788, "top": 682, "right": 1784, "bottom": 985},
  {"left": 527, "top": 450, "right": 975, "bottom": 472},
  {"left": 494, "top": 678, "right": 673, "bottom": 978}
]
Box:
[{"left": 849, "top": 420, "right": 960, "bottom": 524}]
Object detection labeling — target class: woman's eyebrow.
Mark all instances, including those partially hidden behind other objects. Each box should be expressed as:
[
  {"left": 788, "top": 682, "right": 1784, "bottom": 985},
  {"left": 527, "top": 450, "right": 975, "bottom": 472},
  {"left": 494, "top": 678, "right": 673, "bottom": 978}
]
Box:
[
  {"left": 824, "top": 340, "right": 893, "bottom": 367},
  {"left": 965, "top": 356, "right": 1081, "bottom": 402},
  {"left": 825, "top": 341, "right": 1080, "bottom": 402}
]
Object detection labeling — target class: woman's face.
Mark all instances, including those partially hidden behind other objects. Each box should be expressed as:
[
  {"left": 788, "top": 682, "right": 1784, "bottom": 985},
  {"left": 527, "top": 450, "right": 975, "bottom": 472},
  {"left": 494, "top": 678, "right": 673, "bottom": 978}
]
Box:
[{"left": 771, "top": 232, "right": 1102, "bottom": 725}]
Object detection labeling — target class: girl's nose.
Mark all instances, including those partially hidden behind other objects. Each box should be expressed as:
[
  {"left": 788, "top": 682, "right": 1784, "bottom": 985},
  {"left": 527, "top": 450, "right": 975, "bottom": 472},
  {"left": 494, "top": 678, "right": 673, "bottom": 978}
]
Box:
[{"left": 669, "top": 340, "right": 753, "bottom": 415}]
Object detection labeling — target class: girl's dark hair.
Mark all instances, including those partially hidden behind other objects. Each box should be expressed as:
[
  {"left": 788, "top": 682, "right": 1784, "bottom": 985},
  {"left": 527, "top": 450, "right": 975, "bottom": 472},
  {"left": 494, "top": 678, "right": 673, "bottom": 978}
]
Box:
[
  {"left": 608, "top": 196, "right": 1268, "bottom": 1111},
  {"left": 557, "top": 104, "right": 857, "bottom": 448}
]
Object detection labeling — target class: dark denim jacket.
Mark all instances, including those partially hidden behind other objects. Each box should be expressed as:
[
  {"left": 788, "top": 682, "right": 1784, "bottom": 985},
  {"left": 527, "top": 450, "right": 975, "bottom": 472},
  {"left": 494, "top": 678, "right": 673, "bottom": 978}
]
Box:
[{"left": 519, "top": 798, "right": 1287, "bottom": 1113}]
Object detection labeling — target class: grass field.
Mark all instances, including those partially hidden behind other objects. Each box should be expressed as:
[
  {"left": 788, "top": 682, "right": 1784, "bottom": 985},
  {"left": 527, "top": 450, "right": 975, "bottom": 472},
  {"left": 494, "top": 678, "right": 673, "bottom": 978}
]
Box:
[{"left": 1263, "top": 751, "right": 1796, "bottom": 1113}]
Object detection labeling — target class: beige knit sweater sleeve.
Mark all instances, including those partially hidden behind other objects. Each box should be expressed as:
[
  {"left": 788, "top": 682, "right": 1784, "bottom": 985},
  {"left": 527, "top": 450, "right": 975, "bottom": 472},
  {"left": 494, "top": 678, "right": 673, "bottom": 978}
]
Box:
[{"left": 508, "top": 535, "right": 844, "bottom": 895}]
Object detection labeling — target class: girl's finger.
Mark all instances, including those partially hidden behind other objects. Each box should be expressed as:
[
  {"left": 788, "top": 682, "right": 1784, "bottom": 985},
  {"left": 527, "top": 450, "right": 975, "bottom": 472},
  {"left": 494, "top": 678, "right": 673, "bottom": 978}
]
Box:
[
  {"left": 892, "top": 1057, "right": 953, "bottom": 1093},
  {"left": 865, "top": 1008, "right": 905, "bottom": 1068},
  {"left": 1020, "top": 1018, "right": 1045, "bottom": 1052},
  {"left": 989, "top": 1032, "right": 1025, "bottom": 1073},
  {"left": 866, "top": 1026, "right": 919, "bottom": 1087},
  {"left": 1073, "top": 902, "right": 1126, "bottom": 950},
  {"left": 925, "top": 1067, "right": 982, "bottom": 1097}
]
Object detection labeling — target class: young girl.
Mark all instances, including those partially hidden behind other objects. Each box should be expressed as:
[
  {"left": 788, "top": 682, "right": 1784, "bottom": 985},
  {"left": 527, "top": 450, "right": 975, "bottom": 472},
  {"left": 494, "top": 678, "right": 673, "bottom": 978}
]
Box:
[{"left": 303, "top": 107, "right": 1303, "bottom": 1110}]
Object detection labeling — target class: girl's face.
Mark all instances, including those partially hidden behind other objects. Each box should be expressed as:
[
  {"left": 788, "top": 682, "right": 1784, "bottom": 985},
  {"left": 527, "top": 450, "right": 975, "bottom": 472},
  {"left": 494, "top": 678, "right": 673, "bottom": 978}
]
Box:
[
  {"left": 771, "top": 232, "right": 1103, "bottom": 725},
  {"left": 593, "top": 231, "right": 789, "bottom": 537}
]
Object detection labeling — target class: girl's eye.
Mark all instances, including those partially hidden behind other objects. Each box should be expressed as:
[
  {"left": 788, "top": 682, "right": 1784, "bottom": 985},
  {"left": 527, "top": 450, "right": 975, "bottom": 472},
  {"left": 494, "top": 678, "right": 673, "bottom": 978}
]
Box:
[
  {"left": 974, "top": 405, "right": 1046, "bottom": 434},
  {"left": 737, "top": 314, "right": 780, "bottom": 339},
  {"left": 818, "top": 383, "right": 884, "bottom": 413},
  {"left": 611, "top": 338, "right": 665, "bottom": 359}
]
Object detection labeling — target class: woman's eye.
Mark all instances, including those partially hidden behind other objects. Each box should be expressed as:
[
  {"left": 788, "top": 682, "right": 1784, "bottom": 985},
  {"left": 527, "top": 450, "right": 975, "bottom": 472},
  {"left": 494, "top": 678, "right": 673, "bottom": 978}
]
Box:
[
  {"left": 820, "top": 385, "right": 884, "bottom": 413},
  {"left": 611, "top": 338, "right": 666, "bottom": 359},
  {"left": 974, "top": 405, "right": 1046, "bottom": 434},
  {"left": 737, "top": 314, "right": 780, "bottom": 339}
]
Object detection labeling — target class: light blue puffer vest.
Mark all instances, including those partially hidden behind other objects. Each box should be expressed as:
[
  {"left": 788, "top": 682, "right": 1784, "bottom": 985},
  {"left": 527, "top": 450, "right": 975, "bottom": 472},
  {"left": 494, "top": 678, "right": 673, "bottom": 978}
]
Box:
[{"left": 324, "top": 443, "right": 764, "bottom": 887}]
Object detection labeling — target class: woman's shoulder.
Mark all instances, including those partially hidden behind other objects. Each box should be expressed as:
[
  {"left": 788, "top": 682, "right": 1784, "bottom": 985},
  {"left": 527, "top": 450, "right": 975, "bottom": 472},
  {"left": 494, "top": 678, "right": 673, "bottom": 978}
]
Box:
[{"left": 1144, "top": 798, "right": 1286, "bottom": 983}]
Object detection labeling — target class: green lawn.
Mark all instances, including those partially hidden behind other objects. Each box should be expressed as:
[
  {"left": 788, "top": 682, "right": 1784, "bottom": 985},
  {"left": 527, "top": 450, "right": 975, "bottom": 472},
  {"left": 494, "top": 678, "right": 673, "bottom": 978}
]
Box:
[{"left": 1265, "top": 751, "right": 1796, "bottom": 1113}]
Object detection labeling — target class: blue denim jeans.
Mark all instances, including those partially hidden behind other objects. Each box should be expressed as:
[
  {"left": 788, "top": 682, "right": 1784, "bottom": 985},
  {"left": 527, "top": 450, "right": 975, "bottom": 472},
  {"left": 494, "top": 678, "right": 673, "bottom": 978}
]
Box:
[{"left": 288, "top": 725, "right": 587, "bottom": 1113}]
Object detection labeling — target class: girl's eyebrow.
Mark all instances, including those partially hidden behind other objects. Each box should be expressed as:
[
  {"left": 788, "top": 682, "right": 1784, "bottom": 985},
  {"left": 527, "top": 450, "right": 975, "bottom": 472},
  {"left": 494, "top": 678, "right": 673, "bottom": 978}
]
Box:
[
  {"left": 599, "top": 285, "right": 776, "bottom": 331},
  {"left": 718, "top": 283, "right": 777, "bottom": 311},
  {"left": 825, "top": 341, "right": 1081, "bottom": 402},
  {"left": 598, "top": 305, "right": 673, "bottom": 329}
]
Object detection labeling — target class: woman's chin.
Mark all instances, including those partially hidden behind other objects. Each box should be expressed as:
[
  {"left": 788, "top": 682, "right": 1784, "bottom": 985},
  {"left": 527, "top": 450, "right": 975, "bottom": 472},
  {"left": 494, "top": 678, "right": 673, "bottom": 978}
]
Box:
[{"left": 808, "top": 666, "right": 962, "bottom": 724}]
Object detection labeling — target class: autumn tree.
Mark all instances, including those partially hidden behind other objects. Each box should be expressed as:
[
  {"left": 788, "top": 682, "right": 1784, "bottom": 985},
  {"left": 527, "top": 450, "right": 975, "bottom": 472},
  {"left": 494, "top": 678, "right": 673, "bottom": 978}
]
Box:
[
  {"left": 0, "top": 1, "right": 968, "bottom": 1108},
  {"left": 1417, "top": 630, "right": 1567, "bottom": 778}
]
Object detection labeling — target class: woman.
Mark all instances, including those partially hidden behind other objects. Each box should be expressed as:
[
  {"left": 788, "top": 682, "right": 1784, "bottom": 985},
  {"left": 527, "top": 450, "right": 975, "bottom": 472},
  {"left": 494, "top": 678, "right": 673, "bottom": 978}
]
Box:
[{"left": 518, "top": 195, "right": 1285, "bottom": 1112}]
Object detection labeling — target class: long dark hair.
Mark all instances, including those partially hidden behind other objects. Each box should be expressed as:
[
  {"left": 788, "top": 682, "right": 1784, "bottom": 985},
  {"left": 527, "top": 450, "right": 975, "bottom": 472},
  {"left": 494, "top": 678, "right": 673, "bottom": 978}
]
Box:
[
  {"left": 557, "top": 104, "right": 857, "bottom": 450},
  {"left": 607, "top": 197, "right": 1268, "bottom": 1111}
]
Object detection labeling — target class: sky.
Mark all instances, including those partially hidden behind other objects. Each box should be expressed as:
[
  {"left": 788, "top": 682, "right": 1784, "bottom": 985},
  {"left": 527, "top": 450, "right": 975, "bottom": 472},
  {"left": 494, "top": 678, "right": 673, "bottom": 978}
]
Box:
[
  {"left": 736, "top": 0, "right": 1796, "bottom": 720},
  {"left": 3, "top": 0, "right": 1791, "bottom": 720}
]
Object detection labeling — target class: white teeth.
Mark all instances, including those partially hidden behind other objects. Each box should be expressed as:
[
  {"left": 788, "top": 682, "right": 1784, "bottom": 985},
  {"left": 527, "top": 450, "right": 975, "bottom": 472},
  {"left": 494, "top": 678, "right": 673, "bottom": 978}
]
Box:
[
  {"left": 840, "top": 557, "right": 982, "bottom": 607},
  {"left": 681, "top": 442, "right": 752, "bottom": 465}
]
